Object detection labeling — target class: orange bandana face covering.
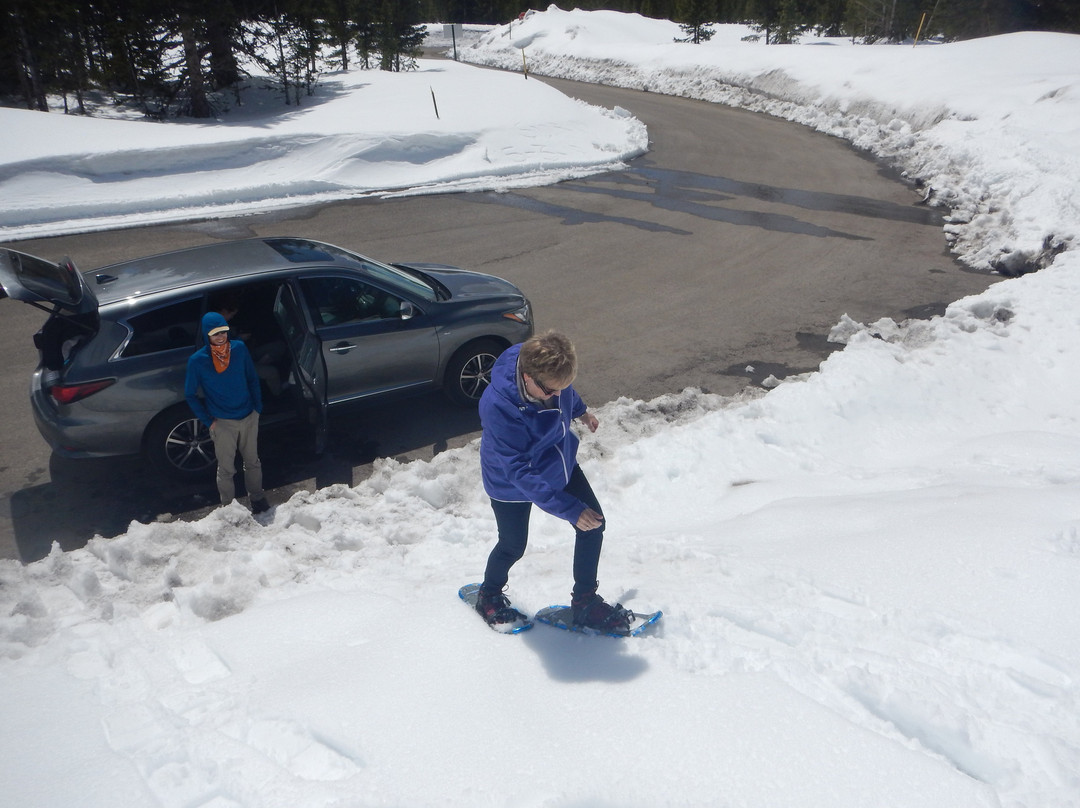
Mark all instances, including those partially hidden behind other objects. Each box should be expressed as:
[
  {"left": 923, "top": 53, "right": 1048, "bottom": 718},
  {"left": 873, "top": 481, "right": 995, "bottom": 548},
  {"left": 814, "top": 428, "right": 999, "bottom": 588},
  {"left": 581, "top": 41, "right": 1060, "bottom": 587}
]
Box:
[{"left": 210, "top": 340, "right": 231, "bottom": 373}]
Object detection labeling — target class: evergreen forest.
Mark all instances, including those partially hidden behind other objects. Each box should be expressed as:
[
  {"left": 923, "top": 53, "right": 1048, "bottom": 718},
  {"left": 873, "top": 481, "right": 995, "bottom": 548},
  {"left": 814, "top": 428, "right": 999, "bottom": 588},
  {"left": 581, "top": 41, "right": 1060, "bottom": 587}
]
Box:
[{"left": 3, "top": 0, "right": 1077, "bottom": 117}]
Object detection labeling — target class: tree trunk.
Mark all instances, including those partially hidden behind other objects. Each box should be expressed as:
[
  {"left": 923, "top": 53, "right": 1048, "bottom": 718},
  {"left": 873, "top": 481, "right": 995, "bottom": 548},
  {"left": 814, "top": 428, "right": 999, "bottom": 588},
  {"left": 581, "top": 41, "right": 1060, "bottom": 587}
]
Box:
[
  {"left": 274, "top": 17, "right": 292, "bottom": 106},
  {"left": 180, "top": 15, "right": 212, "bottom": 117},
  {"left": 206, "top": 16, "right": 240, "bottom": 89},
  {"left": 338, "top": 32, "right": 350, "bottom": 70},
  {"left": 13, "top": 6, "right": 48, "bottom": 111}
]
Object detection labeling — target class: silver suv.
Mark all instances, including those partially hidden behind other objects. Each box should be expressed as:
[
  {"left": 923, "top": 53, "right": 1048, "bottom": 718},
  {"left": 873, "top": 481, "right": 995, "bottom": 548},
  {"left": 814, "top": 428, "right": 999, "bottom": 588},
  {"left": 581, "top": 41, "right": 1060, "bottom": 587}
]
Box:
[{"left": 0, "top": 237, "right": 532, "bottom": 477}]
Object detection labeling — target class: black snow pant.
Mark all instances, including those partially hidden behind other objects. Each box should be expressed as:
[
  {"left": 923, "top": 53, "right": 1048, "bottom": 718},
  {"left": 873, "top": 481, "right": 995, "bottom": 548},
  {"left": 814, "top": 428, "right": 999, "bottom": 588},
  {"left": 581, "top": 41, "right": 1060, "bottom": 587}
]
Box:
[{"left": 482, "top": 465, "right": 604, "bottom": 598}]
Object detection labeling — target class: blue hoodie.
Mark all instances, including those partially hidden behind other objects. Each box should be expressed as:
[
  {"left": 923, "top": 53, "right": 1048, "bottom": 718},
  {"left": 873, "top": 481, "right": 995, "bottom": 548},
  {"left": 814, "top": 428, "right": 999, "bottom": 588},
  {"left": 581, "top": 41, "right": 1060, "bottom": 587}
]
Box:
[
  {"left": 185, "top": 311, "right": 262, "bottom": 427},
  {"left": 479, "top": 344, "right": 588, "bottom": 524}
]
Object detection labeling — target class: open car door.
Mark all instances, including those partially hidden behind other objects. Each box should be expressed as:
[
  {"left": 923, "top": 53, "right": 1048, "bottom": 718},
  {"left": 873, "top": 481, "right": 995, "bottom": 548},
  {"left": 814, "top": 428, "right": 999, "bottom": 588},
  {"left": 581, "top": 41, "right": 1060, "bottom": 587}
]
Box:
[
  {"left": 0, "top": 249, "right": 101, "bottom": 372},
  {"left": 0, "top": 249, "right": 97, "bottom": 315},
  {"left": 273, "top": 283, "right": 329, "bottom": 455}
]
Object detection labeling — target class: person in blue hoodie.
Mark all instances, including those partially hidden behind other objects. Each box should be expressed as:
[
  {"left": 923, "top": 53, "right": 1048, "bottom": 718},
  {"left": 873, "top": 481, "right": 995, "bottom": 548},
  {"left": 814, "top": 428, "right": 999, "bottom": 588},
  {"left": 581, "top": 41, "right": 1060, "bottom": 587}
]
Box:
[
  {"left": 475, "top": 330, "right": 632, "bottom": 633},
  {"left": 185, "top": 311, "right": 269, "bottom": 514}
]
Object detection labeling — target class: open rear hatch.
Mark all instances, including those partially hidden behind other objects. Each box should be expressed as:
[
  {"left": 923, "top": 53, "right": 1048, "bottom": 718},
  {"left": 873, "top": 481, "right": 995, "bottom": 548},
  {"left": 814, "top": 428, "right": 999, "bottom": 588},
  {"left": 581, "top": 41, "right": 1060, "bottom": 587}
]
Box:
[{"left": 0, "top": 248, "right": 100, "bottom": 372}]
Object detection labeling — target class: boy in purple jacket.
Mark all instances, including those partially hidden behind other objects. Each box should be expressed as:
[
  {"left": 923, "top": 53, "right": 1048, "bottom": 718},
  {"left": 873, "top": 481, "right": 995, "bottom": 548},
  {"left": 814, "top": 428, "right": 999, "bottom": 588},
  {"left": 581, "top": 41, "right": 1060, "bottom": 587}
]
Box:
[
  {"left": 476, "top": 330, "right": 631, "bottom": 633},
  {"left": 185, "top": 311, "right": 269, "bottom": 514}
]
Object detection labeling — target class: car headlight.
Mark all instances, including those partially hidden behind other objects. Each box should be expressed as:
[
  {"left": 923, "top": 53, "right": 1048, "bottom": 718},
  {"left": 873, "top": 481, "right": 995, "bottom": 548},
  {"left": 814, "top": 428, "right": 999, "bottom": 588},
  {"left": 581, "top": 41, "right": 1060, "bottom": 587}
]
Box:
[{"left": 502, "top": 301, "right": 531, "bottom": 325}]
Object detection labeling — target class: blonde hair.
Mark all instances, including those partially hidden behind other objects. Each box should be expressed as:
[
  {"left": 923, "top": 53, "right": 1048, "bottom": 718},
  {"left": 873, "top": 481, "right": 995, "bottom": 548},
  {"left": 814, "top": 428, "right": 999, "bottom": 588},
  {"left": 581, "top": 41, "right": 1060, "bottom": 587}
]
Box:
[{"left": 519, "top": 330, "right": 577, "bottom": 388}]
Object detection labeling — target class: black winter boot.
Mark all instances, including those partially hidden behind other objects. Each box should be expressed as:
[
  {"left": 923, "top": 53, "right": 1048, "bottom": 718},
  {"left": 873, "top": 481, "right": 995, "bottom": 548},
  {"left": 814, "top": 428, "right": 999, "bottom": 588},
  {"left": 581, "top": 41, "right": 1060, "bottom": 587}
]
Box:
[
  {"left": 476, "top": 588, "right": 528, "bottom": 626},
  {"left": 571, "top": 589, "right": 633, "bottom": 634}
]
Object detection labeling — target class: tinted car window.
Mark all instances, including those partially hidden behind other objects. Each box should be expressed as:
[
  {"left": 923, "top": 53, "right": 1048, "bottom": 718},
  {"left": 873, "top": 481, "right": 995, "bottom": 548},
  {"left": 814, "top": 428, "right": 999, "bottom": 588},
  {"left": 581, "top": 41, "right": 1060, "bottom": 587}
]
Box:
[
  {"left": 120, "top": 297, "right": 201, "bottom": 357},
  {"left": 266, "top": 239, "right": 344, "bottom": 264},
  {"left": 299, "top": 277, "right": 403, "bottom": 327}
]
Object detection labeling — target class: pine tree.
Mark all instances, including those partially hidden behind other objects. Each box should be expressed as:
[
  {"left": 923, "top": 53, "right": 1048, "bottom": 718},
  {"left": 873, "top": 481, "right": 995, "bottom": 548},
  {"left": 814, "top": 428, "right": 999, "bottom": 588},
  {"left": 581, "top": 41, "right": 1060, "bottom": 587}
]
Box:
[
  {"left": 675, "top": 0, "right": 717, "bottom": 43},
  {"left": 771, "top": 0, "right": 805, "bottom": 43},
  {"left": 376, "top": 0, "right": 425, "bottom": 72}
]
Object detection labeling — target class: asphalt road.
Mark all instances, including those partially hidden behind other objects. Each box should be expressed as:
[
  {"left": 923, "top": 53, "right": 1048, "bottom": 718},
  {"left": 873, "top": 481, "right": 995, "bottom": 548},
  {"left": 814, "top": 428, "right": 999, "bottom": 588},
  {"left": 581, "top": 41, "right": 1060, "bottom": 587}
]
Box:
[{"left": 0, "top": 75, "right": 997, "bottom": 562}]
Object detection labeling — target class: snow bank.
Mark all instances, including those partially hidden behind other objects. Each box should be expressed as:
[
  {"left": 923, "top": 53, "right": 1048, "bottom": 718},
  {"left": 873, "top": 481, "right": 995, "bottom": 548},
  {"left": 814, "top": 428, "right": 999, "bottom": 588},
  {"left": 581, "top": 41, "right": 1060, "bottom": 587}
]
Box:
[
  {"left": 461, "top": 9, "right": 1080, "bottom": 274},
  {"left": 0, "top": 57, "right": 646, "bottom": 239}
]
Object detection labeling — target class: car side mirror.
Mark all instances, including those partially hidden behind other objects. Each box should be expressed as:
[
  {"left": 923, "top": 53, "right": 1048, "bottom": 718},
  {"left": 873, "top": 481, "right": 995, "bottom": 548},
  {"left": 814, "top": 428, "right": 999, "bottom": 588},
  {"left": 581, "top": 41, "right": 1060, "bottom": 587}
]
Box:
[{"left": 399, "top": 301, "right": 416, "bottom": 320}]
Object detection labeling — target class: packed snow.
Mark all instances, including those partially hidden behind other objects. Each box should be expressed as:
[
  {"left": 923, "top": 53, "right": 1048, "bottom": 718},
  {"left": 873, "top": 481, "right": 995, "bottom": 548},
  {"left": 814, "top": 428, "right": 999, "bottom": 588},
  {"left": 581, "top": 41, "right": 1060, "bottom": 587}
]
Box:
[
  {"left": 0, "top": 45, "right": 646, "bottom": 240},
  {"left": 2, "top": 8, "right": 1080, "bottom": 808}
]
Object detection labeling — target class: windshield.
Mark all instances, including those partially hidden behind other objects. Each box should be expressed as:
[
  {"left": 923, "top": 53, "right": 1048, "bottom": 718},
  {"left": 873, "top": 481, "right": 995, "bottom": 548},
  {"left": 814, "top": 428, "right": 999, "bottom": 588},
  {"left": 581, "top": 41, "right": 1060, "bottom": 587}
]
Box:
[
  {"left": 354, "top": 258, "right": 437, "bottom": 303},
  {"left": 265, "top": 238, "right": 437, "bottom": 303}
]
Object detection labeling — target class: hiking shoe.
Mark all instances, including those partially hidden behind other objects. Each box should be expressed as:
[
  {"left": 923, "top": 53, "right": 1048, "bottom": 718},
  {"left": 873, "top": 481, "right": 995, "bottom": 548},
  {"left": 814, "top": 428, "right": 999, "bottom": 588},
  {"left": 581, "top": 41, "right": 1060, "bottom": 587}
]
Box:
[
  {"left": 475, "top": 588, "right": 528, "bottom": 626},
  {"left": 250, "top": 498, "right": 271, "bottom": 515},
  {"left": 571, "top": 591, "right": 633, "bottom": 634}
]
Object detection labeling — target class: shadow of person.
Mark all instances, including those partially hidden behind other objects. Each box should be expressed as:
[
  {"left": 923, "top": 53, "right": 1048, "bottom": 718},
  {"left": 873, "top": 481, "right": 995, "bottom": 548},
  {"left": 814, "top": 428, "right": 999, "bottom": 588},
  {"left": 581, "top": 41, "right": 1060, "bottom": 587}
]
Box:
[
  {"left": 9, "top": 391, "right": 483, "bottom": 563},
  {"left": 10, "top": 453, "right": 218, "bottom": 563},
  {"left": 521, "top": 625, "right": 652, "bottom": 683}
]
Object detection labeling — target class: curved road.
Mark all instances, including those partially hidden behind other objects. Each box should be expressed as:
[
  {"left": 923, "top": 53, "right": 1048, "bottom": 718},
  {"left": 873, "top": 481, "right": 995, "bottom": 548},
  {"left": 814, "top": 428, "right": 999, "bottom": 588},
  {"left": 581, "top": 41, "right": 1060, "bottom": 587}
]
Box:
[{"left": 0, "top": 75, "right": 996, "bottom": 561}]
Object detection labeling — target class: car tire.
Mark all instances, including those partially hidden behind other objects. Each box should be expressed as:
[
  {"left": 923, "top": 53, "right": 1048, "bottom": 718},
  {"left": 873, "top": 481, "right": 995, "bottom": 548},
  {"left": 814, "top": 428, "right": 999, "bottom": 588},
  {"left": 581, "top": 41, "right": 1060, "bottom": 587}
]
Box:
[
  {"left": 145, "top": 403, "right": 216, "bottom": 479},
  {"left": 444, "top": 339, "right": 505, "bottom": 406}
]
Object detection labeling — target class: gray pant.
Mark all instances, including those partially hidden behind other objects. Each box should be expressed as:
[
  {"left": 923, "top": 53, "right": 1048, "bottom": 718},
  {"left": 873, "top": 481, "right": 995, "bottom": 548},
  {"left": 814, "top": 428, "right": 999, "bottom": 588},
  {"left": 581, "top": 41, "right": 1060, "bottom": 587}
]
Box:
[{"left": 211, "top": 410, "right": 263, "bottom": 505}]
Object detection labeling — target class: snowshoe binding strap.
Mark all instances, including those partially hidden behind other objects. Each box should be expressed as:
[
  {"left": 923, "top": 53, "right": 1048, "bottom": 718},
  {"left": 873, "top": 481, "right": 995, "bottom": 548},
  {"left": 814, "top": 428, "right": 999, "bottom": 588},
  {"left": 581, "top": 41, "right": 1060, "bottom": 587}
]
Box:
[
  {"left": 476, "top": 590, "right": 527, "bottom": 626},
  {"left": 571, "top": 594, "right": 634, "bottom": 634}
]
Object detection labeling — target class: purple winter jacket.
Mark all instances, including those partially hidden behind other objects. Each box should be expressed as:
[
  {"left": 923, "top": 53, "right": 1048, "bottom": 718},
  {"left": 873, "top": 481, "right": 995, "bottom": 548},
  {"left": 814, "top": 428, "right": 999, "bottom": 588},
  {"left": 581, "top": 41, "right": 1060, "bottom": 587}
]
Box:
[{"left": 478, "top": 344, "right": 588, "bottom": 524}]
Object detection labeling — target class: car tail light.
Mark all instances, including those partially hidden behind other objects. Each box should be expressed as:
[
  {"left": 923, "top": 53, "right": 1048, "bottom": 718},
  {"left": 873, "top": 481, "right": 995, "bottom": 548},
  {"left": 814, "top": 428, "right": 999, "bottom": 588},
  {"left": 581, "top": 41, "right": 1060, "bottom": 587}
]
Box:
[{"left": 50, "top": 379, "right": 116, "bottom": 404}]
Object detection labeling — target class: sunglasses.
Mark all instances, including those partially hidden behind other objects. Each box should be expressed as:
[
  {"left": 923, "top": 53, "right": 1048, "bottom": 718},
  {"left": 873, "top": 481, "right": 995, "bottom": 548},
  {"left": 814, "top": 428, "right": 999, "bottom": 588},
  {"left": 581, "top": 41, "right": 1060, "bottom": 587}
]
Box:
[{"left": 529, "top": 374, "right": 557, "bottom": 397}]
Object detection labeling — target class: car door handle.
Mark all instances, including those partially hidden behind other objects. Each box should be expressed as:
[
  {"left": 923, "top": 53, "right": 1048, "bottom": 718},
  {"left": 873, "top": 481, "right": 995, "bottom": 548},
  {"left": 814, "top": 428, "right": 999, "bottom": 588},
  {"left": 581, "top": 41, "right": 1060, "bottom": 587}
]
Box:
[{"left": 329, "top": 342, "right": 357, "bottom": 354}]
